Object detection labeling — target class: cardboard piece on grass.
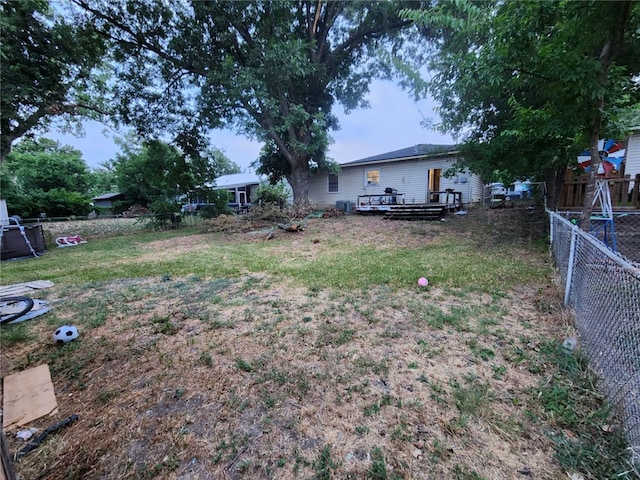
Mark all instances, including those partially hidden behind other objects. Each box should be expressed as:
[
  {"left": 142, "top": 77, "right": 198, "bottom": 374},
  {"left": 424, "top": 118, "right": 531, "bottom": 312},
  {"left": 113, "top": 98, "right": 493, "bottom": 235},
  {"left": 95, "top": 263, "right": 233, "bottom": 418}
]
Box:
[{"left": 2, "top": 364, "right": 58, "bottom": 430}]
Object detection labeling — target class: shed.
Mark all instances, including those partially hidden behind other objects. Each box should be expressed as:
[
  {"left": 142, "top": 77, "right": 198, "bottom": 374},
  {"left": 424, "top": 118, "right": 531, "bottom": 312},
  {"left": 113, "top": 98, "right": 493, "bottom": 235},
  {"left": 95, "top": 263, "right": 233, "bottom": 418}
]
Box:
[
  {"left": 308, "top": 144, "right": 483, "bottom": 210},
  {"left": 92, "top": 192, "right": 123, "bottom": 211}
]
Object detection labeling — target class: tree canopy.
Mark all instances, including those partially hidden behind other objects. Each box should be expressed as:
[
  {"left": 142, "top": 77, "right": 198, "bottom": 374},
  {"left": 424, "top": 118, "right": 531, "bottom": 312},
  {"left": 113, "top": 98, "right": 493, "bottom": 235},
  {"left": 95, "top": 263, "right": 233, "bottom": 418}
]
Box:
[
  {"left": 0, "top": 0, "right": 108, "bottom": 163},
  {"left": 0, "top": 138, "right": 93, "bottom": 217},
  {"left": 402, "top": 0, "right": 640, "bottom": 210},
  {"left": 111, "top": 137, "right": 240, "bottom": 209},
  {"left": 71, "top": 0, "right": 429, "bottom": 205}
]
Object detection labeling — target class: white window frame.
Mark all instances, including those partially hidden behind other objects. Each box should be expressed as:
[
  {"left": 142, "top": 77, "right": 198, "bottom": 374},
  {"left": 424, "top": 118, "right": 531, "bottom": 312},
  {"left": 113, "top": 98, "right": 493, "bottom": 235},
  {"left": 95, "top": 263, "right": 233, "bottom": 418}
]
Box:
[
  {"left": 328, "top": 173, "right": 339, "bottom": 193},
  {"left": 365, "top": 168, "right": 380, "bottom": 187}
]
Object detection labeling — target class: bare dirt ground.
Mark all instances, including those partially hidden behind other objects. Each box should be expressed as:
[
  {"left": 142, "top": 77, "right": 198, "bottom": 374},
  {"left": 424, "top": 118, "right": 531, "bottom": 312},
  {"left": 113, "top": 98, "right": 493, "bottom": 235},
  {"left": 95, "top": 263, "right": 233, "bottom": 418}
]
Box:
[{"left": 2, "top": 205, "right": 579, "bottom": 480}]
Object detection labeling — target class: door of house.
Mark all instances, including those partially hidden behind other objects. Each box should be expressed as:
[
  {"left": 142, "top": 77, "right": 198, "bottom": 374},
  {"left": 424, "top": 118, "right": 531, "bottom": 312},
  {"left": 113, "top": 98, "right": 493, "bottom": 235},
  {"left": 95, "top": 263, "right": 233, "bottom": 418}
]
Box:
[{"left": 427, "top": 168, "right": 442, "bottom": 203}]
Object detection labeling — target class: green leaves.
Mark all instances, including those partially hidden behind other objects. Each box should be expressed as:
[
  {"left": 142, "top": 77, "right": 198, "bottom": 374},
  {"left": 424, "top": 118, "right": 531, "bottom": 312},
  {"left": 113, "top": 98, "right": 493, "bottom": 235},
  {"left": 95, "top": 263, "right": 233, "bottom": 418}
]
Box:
[
  {"left": 1, "top": 138, "right": 93, "bottom": 217},
  {"left": 0, "top": 0, "right": 108, "bottom": 162},
  {"left": 405, "top": 0, "right": 640, "bottom": 190},
  {"left": 72, "top": 0, "right": 425, "bottom": 203}
]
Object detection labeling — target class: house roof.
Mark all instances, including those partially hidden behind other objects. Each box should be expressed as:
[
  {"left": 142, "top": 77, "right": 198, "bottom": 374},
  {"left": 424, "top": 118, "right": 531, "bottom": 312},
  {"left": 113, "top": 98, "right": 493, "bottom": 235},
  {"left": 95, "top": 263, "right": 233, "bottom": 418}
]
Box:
[
  {"left": 211, "top": 173, "right": 263, "bottom": 189},
  {"left": 92, "top": 192, "right": 122, "bottom": 201},
  {"left": 340, "top": 144, "right": 458, "bottom": 167}
]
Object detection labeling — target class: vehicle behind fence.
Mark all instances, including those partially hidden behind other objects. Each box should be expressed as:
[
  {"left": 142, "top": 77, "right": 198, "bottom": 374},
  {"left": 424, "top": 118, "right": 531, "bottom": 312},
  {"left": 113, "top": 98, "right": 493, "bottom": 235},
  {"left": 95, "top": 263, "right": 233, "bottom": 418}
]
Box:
[{"left": 548, "top": 210, "right": 640, "bottom": 459}]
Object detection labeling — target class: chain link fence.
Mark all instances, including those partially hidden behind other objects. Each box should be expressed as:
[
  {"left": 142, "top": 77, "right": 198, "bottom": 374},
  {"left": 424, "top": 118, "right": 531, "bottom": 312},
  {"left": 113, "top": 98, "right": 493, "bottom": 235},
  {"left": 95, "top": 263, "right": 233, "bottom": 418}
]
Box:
[
  {"left": 555, "top": 211, "right": 640, "bottom": 265},
  {"left": 549, "top": 210, "right": 640, "bottom": 457}
]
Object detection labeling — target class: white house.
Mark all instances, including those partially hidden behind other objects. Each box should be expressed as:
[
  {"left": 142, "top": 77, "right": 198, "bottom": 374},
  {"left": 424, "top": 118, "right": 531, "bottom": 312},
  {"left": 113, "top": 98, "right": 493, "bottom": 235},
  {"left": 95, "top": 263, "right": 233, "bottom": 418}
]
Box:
[
  {"left": 211, "top": 173, "right": 264, "bottom": 205},
  {"left": 308, "top": 144, "right": 483, "bottom": 210},
  {"left": 626, "top": 126, "right": 640, "bottom": 190}
]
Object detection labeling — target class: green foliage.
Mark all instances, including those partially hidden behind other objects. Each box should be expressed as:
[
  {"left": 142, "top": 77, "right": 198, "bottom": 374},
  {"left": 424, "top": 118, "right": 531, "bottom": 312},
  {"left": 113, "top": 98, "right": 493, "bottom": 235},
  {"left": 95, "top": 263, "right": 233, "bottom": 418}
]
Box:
[
  {"left": 253, "top": 182, "right": 289, "bottom": 208},
  {"left": 74, "top": 1, "right": 428, "bottom": 204},
  {"left": 112, "top": 137, "right": 239, "bottom": 211},
  {"left": 311, "top": 445, "right": 340, "bottom": 480},
  {"left": 113, "top": 139, "right": 190, "bottom": 207},
  {"left": 529, "top": 340, "right": 633, "bottom": 478},
  {"left": 402, "top": 1, "right": 640, "bottom": 198},
  {"left": 0, "top": 323, "right": 31, "bottom": 348},
  {"left": 200, "top": 190, "right": 232, "bottom": 219},
  {"left": 367, "top": 447, "right": 399, "bottom": 480},
  {"left": 88, "top": 167, "right": 118, "bottom": 197},
  {"left": 145, "top": 199, "right": 181, "bottom": 229},
  {"left": 1, "top": 138, "right": 93, "bottom": 217},
  {"left": 0, "top": 0, "right": 108, "bottom": 162}
]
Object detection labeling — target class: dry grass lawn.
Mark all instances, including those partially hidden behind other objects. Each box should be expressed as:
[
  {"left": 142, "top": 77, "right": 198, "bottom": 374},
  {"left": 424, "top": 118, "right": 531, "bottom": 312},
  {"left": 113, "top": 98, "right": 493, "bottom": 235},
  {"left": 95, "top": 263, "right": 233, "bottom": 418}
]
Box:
[{"left": 1, "top": 207, "right": 579, "bottom": 480}]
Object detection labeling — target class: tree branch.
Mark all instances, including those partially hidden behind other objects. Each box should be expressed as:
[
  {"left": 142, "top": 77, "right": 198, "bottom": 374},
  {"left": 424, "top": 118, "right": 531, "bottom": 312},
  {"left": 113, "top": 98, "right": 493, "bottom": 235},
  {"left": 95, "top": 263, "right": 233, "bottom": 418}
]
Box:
[{"left": 72, "top": 0, "right": 207, "bottom": 78}]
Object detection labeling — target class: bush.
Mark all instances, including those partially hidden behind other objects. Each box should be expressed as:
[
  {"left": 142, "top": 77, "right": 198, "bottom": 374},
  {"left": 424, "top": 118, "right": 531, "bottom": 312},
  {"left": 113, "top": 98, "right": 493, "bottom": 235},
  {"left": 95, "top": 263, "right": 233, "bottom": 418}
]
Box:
[
  {"left": 12, "top": 188, "right": 93, "bottom": 218},
  {"left": 253, "top": 182, "right": 289, "bottom": 208},
  {"left": 147, "top": 199, "right": 181, "bottom": 229},
  {"left": 199, "top": 190, "right": 232, "bottom": 218}
]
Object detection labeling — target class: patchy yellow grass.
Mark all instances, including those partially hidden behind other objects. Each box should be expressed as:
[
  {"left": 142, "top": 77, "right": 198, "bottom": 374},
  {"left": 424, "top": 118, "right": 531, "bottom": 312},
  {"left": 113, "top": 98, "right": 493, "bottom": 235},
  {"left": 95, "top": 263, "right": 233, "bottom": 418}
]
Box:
[{"left": 2, "top": 207, "right": 573, "bottom": 480}]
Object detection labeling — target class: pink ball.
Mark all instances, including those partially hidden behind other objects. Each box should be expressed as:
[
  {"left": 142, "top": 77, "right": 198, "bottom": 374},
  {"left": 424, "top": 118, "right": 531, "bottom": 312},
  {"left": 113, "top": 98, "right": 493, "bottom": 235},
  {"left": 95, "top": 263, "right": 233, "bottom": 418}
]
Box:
[{"left": 418, "top": 277, "right": 429, "bottom": 287}]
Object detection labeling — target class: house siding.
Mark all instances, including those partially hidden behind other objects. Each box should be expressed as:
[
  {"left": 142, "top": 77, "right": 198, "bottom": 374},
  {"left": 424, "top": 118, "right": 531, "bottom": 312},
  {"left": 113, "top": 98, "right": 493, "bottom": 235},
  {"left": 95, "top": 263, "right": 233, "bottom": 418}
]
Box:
[
  {"left": 627, "top": 131, "right": 640, "bottom": 186},
  {"left": 309, "top": 156, "right": 482, "bottom": 208}
]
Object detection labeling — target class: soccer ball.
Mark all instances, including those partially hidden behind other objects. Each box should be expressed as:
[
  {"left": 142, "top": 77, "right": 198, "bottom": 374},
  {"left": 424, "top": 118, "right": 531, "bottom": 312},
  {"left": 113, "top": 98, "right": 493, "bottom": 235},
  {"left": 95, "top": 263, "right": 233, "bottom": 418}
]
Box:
[{"left": 53, "top": 325, "right": 79, "bottom": 345}]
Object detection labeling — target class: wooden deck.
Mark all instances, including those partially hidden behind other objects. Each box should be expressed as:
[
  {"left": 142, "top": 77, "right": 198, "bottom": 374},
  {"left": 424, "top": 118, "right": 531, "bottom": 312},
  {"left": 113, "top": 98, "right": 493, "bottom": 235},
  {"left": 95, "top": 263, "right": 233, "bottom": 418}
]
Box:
[{"left": 355, "top": 190, "right": 463, "bottom": 220}]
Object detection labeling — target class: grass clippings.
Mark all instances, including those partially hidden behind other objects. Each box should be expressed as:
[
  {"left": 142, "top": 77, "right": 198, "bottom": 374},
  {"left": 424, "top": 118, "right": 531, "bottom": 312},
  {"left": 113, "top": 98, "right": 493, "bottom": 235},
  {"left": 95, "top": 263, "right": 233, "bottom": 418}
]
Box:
[{"left": 0, "top": 205, "right": 633, "bottom": 479}]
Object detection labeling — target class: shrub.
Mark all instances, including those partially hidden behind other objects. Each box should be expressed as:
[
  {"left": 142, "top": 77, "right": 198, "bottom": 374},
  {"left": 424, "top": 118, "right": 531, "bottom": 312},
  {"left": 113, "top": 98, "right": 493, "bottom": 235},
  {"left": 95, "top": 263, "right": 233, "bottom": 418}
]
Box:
[
  {"left": 199, "top": 190, "right": 232, "bottom": 219},
  {"left": 147, "top": 199, "right": 181, "bottom": 229},
  {"left": 253, "top": 182, "right": 289, "bottom": 208}
]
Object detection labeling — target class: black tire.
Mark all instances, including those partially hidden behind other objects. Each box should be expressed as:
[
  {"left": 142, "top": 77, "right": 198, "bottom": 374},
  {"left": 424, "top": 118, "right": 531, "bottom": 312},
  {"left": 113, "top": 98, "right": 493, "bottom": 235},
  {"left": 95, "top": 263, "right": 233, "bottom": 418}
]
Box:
[{"left": 0, "top": 296, "right": 35, "bottom": 325}]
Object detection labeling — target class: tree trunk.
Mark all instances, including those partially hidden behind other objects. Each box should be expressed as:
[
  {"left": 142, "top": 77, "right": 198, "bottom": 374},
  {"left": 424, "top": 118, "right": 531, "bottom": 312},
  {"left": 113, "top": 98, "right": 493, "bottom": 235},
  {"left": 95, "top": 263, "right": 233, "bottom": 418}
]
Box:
[
  {"left": 578, "top": 0, "right": 632, "bottom": 230},
  {"left": 545, "top": 165, "right": 566, "bottom": 210},
  {"left": 286, "top": 160, "right": 311, "bottom": 207},
  {"left": 579, "top": 110, "right": 603, "bottom": 231}
]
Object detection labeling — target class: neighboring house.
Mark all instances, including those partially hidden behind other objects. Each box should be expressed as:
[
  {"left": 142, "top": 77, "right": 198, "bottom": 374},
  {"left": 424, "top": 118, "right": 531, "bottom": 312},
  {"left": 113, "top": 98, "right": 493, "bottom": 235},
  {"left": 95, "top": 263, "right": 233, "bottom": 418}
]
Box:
[
  {"left": 308, "top": 144, "right": 483, "bottom": 209},
  {"left": 92, "top": 192, "right": 123, "bottom": 214},
  {"left": 210, "top": 173, "right": 263, "bottom": 205},
  {"left": 626, "top": 126, "right": 640, "bottom": 189}
]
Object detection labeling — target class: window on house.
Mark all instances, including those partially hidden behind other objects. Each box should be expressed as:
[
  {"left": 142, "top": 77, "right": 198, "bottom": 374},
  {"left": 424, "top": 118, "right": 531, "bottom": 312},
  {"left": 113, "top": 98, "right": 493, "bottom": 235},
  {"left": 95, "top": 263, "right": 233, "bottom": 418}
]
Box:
[
  {"left": 328, "top": 174, "right": 339, "bottom": 193},
  {"left": 365, "top": 169, "right": 380, "bottom": 186}
]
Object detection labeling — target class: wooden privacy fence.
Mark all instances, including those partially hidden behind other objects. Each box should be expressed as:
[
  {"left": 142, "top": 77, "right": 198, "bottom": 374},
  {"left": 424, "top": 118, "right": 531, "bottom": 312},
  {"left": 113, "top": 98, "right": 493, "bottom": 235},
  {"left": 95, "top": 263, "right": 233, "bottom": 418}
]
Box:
[{"left": 560, "top": 173, "right": 640, "bottom": 209}]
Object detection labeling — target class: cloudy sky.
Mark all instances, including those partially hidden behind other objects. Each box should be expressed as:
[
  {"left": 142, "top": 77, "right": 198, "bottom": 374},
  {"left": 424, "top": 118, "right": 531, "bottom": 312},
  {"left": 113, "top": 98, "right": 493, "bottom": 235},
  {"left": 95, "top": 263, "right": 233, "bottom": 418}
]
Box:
[{"left": 48, "top": 79, "right": 456, "bottom": 171}]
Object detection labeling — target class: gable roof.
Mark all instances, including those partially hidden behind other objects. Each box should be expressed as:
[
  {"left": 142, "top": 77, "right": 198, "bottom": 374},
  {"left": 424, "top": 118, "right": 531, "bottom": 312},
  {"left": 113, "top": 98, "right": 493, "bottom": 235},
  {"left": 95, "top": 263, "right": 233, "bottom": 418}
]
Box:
[
  {"left": 340, "top": 144, "right": 458, "bottom": 167},
  {"left": 92, "top": 192, "right": 122, "bottom": 201}
]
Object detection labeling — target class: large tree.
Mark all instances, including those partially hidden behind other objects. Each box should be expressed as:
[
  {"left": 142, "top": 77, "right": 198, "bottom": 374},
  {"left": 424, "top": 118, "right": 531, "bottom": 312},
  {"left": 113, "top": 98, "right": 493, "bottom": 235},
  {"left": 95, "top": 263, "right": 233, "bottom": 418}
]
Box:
[
  {"left": 402, "top": 1, "right": 640, "bottom": 213},
  {"left": 0, "top": 138, "right": 93, "bottom": 217},
  {"left": 0, "top": 0, "right": 108, "bottom": 163},
  {"left": 112, "top": 140, "right": 193, "bottom": 207},
  {"left": 110, "top": 137, "right": 240, "bottom": 208},
  {"left": 71, "top": 0, "right": 428, "bottom": 205}
]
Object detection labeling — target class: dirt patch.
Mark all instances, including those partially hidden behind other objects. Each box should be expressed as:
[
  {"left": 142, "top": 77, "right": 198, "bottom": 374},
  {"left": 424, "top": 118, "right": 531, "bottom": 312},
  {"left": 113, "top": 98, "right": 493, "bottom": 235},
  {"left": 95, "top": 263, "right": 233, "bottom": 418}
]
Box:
[{"left": 2, "top": 206, "right": 576, "bottom": 480}]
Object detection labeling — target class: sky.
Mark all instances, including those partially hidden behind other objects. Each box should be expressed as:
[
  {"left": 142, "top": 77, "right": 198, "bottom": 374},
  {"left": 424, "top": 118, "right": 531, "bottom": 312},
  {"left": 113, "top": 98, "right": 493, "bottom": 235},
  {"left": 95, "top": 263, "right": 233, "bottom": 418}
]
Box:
[{"left": 47, "top": 79, "right": 455, "bottom": 172}]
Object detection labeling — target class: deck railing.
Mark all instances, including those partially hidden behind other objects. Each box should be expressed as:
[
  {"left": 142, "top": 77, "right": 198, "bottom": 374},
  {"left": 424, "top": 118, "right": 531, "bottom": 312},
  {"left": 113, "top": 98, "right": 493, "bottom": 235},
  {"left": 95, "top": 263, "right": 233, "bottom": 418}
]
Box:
[
  {"left": 560, "top": 174, "right": 640, "bottom": 209},
  {"left": 356, "top": 190, "right": 461, "bottom": 208}
]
